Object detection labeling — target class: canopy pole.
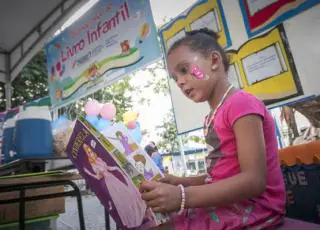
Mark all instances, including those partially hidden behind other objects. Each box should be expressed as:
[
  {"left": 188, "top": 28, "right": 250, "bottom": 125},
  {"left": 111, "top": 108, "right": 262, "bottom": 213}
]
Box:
[
  {"left": 178, "top": 135, "right": 187, "bottom": 176},
  {"left": 5, "top": 54, "right": 11, "bottom": 110}
]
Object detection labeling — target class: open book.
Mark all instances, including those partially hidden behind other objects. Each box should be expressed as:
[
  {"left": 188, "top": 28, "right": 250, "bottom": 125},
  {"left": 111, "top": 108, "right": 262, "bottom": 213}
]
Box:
[{"left": 66, "top": 116, "right": 169, "bottom": 229}]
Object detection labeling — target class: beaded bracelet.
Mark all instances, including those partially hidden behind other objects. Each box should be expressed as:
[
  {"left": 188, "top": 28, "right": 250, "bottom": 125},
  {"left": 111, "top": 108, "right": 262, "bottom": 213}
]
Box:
[{"left": 177, "top": 184, "right": 186, "bottom": 215}]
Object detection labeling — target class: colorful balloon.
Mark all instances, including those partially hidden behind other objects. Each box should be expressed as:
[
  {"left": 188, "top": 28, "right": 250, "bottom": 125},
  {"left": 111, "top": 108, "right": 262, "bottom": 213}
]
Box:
[
  {"left": 127, "top": 120, "right": 137, "bottom": 129},
  {"left": 96, "top": 118, "right": 112, "bottom": 131},
  {"left": 100, "top": 103, "right": 116, "bottom": 120},
  {"left": 85, "top": 115, "right": 99, "bottom": 127},
  {"left": 123, "top": 111, "right": 139, "bottom": 124},
  {"left": 129, "top": 122, "right": 142, "bottom": 144},
  {"left": 84, "top": 99, "right": 101, "bottom": 116}
]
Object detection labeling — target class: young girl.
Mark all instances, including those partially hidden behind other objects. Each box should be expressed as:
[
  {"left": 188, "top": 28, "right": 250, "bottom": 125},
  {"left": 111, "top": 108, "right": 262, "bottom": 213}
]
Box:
[{"left": 139, "top": 28, "right": 286, "bottom": 229}]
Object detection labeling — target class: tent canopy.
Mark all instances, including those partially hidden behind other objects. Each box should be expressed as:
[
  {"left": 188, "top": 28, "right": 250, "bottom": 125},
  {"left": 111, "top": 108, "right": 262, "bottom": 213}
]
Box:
[{"left": 0, "top": 0, "right": 87, "bottom": 108}]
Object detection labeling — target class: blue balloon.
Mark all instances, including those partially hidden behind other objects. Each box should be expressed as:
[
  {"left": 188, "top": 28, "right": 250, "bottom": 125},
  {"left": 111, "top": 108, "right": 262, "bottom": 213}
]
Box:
[
  {"left": 129, "top": 122, "right": 142, "bottom": 144},
  {"left": 96, "top": 118, "right": 111, "bottom": 131},
  {"left": 86, "top": 115, "right": 99, "bottom": 127}
]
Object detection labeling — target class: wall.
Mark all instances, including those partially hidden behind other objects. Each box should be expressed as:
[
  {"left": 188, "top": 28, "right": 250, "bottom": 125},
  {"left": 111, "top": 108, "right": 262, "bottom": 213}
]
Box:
[{"left": 161, "top": 0, "right": 320, "bottom": 134}]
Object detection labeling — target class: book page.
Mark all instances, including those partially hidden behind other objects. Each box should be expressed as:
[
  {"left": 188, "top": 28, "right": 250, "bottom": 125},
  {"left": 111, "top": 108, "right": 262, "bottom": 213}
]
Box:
[
  {"left": 241, "top": 44, "right": 286, "bottom": 85},
  {"left": 102, "top": 124, "right": 163, "bottom": 181}
]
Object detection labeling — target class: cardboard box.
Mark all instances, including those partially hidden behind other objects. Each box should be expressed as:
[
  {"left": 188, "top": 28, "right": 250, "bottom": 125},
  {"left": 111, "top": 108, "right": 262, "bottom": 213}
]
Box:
[{"left": 0, "top": 186, "right": 65, "bottom": 224}]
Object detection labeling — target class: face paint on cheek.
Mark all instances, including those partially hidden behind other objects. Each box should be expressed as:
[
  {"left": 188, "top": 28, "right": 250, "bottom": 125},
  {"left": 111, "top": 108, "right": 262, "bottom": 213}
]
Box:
[{"left": 190, "top": 63, "right": 209, "bottom": 80}]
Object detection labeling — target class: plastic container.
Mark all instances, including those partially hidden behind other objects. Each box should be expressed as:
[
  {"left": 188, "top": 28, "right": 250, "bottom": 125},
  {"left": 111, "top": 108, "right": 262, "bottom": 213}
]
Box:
[
  {"left": 2, "top": 117, "right": 17, "bottom": 163},
  {"left": 15, "top": 106, "right": 53, "bottom": 158}
]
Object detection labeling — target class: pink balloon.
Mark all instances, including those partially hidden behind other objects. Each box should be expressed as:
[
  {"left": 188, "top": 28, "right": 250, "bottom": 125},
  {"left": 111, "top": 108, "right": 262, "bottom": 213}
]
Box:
[
  {"left": 100, "top": 103, "right": 116, "bottom": 120},
  {"left": 127, "top": 120, "right": 137, "bottom": 129},
  {"left": 84, "top": 99, "right": 101, "bottom": 116}
]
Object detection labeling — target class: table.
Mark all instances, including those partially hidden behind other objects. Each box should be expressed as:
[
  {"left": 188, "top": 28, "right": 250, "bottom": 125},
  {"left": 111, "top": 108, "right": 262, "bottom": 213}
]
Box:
[
  {"left": 0, "top": 157, "right": 73, "bottom": 177},
  {"left": 0, "top": 163, "right": 113, "bottom": 230},
  {"left": 0, "top": 172, "right": 85, "bottom": 230}
]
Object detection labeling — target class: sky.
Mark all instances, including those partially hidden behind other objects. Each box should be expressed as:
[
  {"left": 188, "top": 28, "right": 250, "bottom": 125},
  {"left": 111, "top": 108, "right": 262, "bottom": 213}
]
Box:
[{"left": 56, "top": 0, "right": 200, "bottom": 147}]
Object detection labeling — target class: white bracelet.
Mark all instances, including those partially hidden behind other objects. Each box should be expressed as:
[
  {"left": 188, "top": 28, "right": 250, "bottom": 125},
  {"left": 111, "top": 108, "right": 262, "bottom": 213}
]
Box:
[{"left": 177, "top": 184, "right": 186, "bottom": 215}]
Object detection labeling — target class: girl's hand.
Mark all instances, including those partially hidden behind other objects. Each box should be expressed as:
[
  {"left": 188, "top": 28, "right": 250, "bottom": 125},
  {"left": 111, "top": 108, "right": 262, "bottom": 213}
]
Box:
[
  {"left": 158, "top": 174, "right": 180, "bottom": 185},
  {"left": 140, "top": 181, "right": 181, "bottom": 213}
]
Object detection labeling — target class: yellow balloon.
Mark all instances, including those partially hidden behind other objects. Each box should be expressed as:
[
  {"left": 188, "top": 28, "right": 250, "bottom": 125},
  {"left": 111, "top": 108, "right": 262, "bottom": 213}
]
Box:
[{"left": 123, "top": 111, "right": 139, "bottom": 124}]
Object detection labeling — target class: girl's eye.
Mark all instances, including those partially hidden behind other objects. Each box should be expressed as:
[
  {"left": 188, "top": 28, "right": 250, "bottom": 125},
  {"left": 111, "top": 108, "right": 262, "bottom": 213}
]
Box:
[
  {"left": 180, "top": 67, "right": 188, "bottom": 75},
  {"left": 171, "top": 74, "right": 177, "bottom": 82}
]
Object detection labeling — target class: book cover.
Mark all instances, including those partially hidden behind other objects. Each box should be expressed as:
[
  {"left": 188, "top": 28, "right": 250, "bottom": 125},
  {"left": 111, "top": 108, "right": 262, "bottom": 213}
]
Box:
[{"left": 66, "top": 117, "right": 168, "bottom": 229}]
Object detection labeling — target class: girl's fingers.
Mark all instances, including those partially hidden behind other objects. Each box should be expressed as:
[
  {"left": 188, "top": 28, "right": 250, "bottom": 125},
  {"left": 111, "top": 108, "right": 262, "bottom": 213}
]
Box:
[
  {"left": 151, "top": 206, "right": 165, "bottom": 213},
  {"left": 146, "top": 198, "right": 162, "bottom": 208},
  {"left": 141, "top": 190, "right": 159, "bottom": 201},
  {"left": 139, "top": 181, "right": 158, "bottom": 193}
]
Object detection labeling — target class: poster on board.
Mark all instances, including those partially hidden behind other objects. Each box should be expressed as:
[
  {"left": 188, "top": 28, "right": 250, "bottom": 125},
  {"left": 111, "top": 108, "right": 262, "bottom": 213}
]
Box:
[
  {"left": 239, "top": 0, "right": 320, "bottom": 37},
  {"left": 159, "top": 0, "right": 232, "bottom": 54},
  {"left": 227, "top": 25, "right": 303, "bottom": 105},
  {"left": 46, "top": 0, "right": 161, "bottom": 109}
]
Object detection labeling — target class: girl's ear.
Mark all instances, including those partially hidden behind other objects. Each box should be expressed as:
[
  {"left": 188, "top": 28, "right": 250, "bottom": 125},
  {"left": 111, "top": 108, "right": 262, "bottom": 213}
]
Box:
[{"left": 211, "top": 51, "right": 221, "bottom": 71}]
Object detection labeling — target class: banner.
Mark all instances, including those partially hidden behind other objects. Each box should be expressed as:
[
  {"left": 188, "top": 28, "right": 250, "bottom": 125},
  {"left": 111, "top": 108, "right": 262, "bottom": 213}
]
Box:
[
  {"left": 159, "top": 0, "right": 231, "bottom": 54},
  {"left": 227, "top": 25, "right": 303, "bottom": 105},
  {"left": 239, "top": 0, "right": 320, "bottom": 37},
  {"left": 46, "top": 0, "right": 161, "bottom": 109}
]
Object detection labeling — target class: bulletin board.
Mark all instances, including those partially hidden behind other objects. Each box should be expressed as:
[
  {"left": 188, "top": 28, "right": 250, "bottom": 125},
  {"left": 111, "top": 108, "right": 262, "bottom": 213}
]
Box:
[
  {"left": 239, "top": 0, "right": 320, "bottom": 37},
  {"left": 227, "top": 25, "right": 303, "bottom": 105},
  {"left": 159, "top": 0, "right": 232, "bottom": 53},
  {"left": 159, "top": 1, "right": 320, "bottom": 134}
]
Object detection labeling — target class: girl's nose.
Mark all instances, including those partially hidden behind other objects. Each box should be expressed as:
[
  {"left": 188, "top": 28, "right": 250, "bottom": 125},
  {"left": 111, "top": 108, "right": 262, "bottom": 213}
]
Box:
[{"left": 176, "top": 75, "right": 187, "bottom": 88}]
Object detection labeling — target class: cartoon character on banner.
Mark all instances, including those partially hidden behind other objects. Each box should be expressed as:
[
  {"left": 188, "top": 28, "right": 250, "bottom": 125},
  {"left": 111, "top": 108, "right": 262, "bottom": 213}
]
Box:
[
  {"left": 87, "top": 62, "right": 100, "bottom": 81},
  {"left": 120, "top": 40, "right": 131, "bottom": 55},
  {"left": 83, "top": 143, "right": 146, "bottom": 228}
]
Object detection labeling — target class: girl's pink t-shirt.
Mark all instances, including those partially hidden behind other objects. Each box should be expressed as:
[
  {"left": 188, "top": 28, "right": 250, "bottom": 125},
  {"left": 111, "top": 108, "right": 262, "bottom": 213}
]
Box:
[{"left": 175, "top": 90, "right": 286, "bottom": 230}]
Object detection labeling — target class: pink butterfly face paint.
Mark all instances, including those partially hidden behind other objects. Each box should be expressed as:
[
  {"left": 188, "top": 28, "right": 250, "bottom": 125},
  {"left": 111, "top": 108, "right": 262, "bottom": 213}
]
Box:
[{"left": 190, "top": 64, "right": 208, "bottom": 80}]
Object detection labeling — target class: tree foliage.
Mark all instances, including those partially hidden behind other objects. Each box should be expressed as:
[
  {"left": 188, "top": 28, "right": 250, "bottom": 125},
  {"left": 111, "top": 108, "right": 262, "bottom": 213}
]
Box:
[
  {"left": 64, "top": 76, "right": 135, "bottom": 122},
  {"left": 0, "top": 51, "right": 49, "bottom": 111},
  {"left": 156, "top": 111, "right": 183, "bottom": 153},
  {"left": 140, "top": 60, "right": 169, "bottom": 96}
]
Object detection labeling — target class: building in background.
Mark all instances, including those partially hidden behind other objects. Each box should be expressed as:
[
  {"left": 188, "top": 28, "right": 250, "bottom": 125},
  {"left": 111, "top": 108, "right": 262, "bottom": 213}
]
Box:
[{"left": 161, "top": 148, "right": 207, "bottom": 176}]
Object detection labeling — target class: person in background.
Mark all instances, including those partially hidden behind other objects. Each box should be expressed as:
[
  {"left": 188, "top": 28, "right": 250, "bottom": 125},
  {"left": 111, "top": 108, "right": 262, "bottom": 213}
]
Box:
[{"left": 144, "top": 142, "right": 165, "bottom": 173}]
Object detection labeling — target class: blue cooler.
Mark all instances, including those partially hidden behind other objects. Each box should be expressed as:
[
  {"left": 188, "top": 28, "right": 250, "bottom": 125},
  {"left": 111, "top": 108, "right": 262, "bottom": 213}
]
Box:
[
  {"left": 2, "top": 117, "right": 18, "bottom": 163},
  {"left": 15, "top": 106, "right": 53, "bottom": 158}
]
